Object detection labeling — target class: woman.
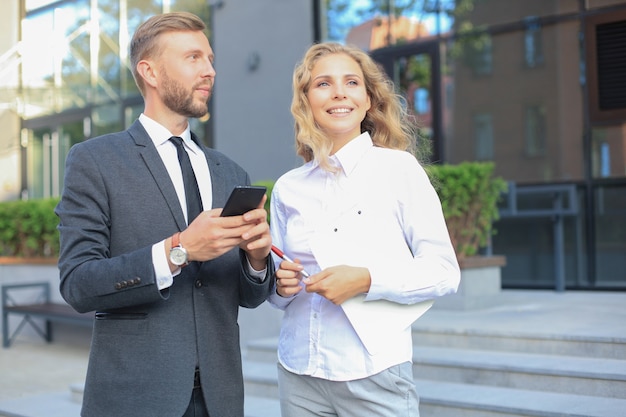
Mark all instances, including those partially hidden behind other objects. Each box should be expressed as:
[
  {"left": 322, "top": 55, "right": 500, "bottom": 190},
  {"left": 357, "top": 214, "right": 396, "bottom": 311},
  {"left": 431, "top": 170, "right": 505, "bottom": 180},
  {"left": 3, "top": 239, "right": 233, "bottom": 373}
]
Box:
[{"left": 268, "top": 42, "right": 460, "bottom": 417}]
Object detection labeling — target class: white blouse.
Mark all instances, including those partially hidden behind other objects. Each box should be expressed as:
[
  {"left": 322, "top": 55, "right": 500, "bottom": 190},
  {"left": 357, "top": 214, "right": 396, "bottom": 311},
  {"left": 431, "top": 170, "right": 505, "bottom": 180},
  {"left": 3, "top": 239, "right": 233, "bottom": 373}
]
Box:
[{"left": 269, "top": 132, "right": 460, "bottom": 381}]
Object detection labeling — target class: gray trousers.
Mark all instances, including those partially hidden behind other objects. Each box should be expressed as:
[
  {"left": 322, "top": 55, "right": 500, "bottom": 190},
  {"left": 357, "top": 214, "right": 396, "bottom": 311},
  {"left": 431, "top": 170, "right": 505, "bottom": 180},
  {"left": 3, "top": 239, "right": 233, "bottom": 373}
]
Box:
[{"left": 277, "top": 362, "right": 420, "bottom": 417}]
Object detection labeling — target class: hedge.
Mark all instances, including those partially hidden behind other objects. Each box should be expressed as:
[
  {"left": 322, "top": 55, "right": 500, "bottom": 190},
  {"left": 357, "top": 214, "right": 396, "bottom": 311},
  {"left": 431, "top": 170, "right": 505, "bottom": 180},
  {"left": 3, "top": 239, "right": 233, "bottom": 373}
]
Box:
[{"left": 0, "top": 198, "right": 60, "bottom": 258}]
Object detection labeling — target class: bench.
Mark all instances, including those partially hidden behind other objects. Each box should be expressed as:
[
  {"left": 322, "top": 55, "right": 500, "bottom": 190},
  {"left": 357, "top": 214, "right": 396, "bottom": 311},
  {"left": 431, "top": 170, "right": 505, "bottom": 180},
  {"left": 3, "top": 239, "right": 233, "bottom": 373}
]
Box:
[{"left": 2, "top": 282, "right": 93, "bottom": 348}]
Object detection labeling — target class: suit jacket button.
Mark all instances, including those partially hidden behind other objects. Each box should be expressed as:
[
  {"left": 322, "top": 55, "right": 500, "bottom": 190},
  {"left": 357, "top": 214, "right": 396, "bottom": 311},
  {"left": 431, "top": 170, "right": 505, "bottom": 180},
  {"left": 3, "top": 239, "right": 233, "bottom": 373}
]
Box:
[
  {"left": 195, "top": 280, "right": 202, "bottom": 288},
  {"left": 134, "top": 278, "right": 141, "bottom": 285},
  {"left": 115, "top": 283, "right": 122, "bottom": 290}
]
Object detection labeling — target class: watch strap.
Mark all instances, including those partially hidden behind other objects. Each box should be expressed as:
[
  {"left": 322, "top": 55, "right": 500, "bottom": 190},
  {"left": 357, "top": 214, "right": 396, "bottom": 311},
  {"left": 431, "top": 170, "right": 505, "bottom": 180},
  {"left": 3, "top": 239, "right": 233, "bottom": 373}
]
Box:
[{"left": 172, "top": 232, "right": 181, "bottom": 248}]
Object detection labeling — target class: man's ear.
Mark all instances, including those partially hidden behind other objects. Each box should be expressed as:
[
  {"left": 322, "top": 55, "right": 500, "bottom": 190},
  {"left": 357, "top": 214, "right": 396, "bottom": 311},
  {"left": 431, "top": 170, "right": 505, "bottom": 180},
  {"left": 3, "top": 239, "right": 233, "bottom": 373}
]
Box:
[{"left": 137, "top": 60, "right": 158, "bottom": 88}]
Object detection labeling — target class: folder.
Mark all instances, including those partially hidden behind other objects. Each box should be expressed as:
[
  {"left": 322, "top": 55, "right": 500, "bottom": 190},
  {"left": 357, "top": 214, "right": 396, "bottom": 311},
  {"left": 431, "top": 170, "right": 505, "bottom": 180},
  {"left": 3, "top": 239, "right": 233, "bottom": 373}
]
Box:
[
  {"left": 341, "top": 295, "right": 433, "bottom": 355},
  {"left": 310, "top": 231, "right": 433, "bottom": 355}
]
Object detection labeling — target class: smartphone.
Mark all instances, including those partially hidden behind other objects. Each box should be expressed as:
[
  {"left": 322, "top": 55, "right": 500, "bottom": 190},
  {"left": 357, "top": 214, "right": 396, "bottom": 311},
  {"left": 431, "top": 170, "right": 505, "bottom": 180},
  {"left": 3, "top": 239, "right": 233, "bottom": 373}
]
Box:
[{"left": 220, "top": 185, "right": 267, "bottom": 217}]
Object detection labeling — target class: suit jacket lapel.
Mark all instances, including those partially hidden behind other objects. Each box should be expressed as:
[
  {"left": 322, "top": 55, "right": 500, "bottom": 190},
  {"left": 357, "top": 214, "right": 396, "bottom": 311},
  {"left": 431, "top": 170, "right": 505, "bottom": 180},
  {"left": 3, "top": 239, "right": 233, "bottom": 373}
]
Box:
[
  {"left": 192, "top": 132, "right": 228, "bottom": 210},
  {"left": 129, "top": 120, "right": 188, "bottom": 231}
]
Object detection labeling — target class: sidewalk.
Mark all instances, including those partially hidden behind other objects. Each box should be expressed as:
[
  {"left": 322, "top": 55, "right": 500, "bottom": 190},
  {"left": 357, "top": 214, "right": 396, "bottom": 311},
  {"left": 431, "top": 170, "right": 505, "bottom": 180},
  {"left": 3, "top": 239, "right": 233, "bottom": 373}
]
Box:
[
  {"left": 1, "top": 289, "right": 625, "bottom": 417},
  {"left": 0, "top": 324, "right": 90, "bottom": 417}
]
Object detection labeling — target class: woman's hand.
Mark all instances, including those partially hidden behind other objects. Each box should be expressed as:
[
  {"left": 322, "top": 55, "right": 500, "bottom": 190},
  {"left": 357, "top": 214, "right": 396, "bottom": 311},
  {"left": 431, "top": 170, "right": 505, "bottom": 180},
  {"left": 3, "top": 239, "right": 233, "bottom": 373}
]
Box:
[
  {"left": 304, "top": 265, "right": 371, "bottom": 305},
  {"left": 275, "top": 259, "right": 306, "bottom": 297}
]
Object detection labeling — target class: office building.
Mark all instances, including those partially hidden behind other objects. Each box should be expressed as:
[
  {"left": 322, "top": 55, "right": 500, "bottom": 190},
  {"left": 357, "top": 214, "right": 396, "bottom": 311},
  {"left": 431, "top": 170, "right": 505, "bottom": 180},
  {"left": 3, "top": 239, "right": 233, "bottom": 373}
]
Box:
[{"left": 1, "top": 0, "right": 624, "bottom": 289}]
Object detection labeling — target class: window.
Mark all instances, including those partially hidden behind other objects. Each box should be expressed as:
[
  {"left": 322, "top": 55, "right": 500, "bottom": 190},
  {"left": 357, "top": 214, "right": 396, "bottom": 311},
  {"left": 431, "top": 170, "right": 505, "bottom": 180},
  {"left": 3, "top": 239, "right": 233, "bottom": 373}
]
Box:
[
  {"left": 414, "top": 87, "right": 429, "bottom": 114},
  {"left": 474, "top": 113, "right": 494, "bottom": 160},
  {"left": 585, "top": 10, "right": 626, "bottom": 124},
  {"left": 471, "top": 35, "right": 493, "bottom": 76},
  {"left": 524, "top": 16, "right": 544, "bottom": 68},
  {"left": 525, "top": 105, "right": 546, "bottom": 156}
]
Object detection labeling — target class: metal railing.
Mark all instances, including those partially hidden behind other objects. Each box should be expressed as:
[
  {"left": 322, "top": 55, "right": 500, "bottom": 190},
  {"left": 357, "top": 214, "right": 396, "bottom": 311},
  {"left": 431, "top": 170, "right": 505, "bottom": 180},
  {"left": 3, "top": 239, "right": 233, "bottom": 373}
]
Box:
[{"left": 498, "top": 182, "right": 581, "bottom": 292}]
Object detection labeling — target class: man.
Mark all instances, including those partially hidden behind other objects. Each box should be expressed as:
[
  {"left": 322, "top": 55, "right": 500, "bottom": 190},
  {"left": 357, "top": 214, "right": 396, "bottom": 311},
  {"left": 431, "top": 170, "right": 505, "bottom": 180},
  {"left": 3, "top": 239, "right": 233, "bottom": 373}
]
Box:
[{"left": 55, "top": 12, "right": 274, "bottom": 417}]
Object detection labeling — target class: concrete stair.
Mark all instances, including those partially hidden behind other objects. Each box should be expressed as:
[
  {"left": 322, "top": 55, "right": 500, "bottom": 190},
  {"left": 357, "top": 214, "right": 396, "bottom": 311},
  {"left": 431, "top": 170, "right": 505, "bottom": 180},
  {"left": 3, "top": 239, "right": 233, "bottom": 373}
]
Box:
[
  {"left": 2, "top": 291, "right": 624, "bottom": 417},
  {"left": 241, "top": 324, "right": 626, "bottom": 417}
]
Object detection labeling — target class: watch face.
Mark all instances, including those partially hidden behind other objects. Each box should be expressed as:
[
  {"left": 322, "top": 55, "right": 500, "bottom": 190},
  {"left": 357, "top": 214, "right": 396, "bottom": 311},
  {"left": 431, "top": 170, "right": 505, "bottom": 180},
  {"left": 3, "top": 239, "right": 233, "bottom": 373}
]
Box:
[{"left": 170, "top": 247, "right": 188, "bottom": 266}]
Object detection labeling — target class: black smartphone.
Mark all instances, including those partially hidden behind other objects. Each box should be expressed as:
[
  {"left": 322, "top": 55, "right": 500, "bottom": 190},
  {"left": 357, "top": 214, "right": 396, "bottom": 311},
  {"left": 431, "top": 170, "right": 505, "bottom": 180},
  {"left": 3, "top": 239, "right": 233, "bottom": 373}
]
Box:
[{"left": 220, "top": 185, "right": 267, "bottom": 217}]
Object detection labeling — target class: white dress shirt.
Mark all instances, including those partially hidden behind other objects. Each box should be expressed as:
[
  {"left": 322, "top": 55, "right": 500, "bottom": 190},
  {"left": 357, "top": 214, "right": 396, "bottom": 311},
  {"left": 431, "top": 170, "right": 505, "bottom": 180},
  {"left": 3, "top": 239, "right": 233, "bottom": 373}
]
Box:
[
  {"left": 268, "top": 132, "right": 460, "bottom": 381},
  {"left": 140, "top": 114, "right": 213, "bottom": 289},
  {"left": 140, "top": 114, "right": 266, "bottom": 288}
]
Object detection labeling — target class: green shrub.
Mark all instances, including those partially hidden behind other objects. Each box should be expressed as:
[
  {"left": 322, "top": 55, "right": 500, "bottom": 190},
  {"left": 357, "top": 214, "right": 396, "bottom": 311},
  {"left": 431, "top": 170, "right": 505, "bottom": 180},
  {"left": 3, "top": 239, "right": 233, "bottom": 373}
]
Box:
[
  {"left": 426, "top": 161, "right": 507, "bottom": 259},
  {"left": 253, "top": 180, "right": 275, "bottom": 222},
  {"left": 0, "top": 198, "right": 60, "bottom": 258},
  {"left": 0, "top": 165, "right": 503, "bottom": 260}
]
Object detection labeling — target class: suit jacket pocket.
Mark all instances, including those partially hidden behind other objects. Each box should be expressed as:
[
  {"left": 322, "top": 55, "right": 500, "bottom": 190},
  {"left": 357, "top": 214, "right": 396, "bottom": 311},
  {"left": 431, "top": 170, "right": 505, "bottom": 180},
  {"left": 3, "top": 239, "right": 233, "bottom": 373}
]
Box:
[{"left": 94, "top": 312, "right": 148, "bottom": 335}]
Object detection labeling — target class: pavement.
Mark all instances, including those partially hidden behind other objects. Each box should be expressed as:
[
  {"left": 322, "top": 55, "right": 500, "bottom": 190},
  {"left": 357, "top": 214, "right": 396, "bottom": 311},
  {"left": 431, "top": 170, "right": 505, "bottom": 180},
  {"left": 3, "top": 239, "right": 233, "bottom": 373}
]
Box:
[
  {"left": 0, "top": 324, "right": 90, "bottom": 417},
  {"left": 1, "top": 289, "right": 625, "bottom": 417}
]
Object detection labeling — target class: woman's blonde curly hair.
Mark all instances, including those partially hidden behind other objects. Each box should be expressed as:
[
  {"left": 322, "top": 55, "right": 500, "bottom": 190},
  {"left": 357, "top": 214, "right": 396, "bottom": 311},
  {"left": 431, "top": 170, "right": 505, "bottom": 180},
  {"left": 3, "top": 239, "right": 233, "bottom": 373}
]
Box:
[{"left": 291, "top": 42, "right": 418, "bottom": 171}]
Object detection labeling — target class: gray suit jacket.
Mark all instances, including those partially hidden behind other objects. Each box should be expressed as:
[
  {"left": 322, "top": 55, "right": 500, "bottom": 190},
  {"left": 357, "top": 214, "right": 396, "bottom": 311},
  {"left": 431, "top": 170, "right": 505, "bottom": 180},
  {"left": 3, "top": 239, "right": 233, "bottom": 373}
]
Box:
[{"left": 55, "top": 120, "right": 274, "bottom": 417}]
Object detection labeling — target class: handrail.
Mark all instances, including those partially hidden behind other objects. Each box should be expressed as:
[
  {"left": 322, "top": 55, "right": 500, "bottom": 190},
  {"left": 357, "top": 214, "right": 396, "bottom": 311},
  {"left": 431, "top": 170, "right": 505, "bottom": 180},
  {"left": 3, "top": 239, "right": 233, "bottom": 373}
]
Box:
[
  {"left": 499, "top": 182, "right": 578, "bottom": 218},
  {"left": 497, "top": 182, "right": 581, "bottom": 292}
]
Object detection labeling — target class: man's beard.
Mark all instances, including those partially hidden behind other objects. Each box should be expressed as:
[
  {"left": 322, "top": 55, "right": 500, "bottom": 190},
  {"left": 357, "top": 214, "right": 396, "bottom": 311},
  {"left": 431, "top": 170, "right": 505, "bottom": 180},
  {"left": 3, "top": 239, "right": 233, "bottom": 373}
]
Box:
[{"left": 161, "top": 70, "right": 211, "bottom": 119}]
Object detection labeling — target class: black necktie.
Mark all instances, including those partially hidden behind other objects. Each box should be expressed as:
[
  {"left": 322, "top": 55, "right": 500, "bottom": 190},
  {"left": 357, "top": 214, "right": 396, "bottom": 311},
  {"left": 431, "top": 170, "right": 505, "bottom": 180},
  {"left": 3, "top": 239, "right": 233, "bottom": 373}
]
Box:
[{"left": 170, "top": 136, "right": 203, "bottom": 223}]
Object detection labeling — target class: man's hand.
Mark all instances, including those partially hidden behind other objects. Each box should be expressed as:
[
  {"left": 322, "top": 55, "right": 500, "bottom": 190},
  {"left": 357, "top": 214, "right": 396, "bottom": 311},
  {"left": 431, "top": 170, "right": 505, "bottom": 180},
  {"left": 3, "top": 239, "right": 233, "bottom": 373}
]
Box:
[
  {"left": 177, "top": 195, "right": 270, "bottom": 268},
  {"left": 238, "top": 195, "right": 271, "bottom": 270}
]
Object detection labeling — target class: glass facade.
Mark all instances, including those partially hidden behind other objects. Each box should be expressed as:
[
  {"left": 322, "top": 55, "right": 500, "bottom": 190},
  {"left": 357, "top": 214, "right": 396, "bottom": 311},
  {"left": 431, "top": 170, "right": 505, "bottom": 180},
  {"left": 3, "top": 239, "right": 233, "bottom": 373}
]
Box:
[
  {"left": 20, "top": 0, "right": 212, "bottom": 120},
  {"left": 321, "top": 0, "right": 626, "bottom": 290},
  {"left": 17, "top": 0, "right": 213, "bottom": 200}
]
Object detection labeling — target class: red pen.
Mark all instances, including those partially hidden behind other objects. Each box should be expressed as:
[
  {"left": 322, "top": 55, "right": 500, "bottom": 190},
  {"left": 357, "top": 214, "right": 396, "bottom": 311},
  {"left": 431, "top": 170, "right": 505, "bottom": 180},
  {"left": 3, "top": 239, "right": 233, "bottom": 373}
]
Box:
[{"left": 271, "top": 245, "right": 310, "bottom": 278}]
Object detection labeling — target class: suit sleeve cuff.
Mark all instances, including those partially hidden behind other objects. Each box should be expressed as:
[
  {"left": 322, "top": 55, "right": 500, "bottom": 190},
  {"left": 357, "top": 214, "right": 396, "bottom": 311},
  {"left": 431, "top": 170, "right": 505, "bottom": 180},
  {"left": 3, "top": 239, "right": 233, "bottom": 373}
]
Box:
[{"left": 245, "top": 255, "right": 267, "bottom": 282}]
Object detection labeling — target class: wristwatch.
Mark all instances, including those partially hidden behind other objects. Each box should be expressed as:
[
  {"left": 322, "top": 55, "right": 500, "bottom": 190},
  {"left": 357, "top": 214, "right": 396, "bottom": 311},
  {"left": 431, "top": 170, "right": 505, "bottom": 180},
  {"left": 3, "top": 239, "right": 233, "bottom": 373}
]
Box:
[{"left": 169, "top": 232, "right": 188, "bottom": 267}]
